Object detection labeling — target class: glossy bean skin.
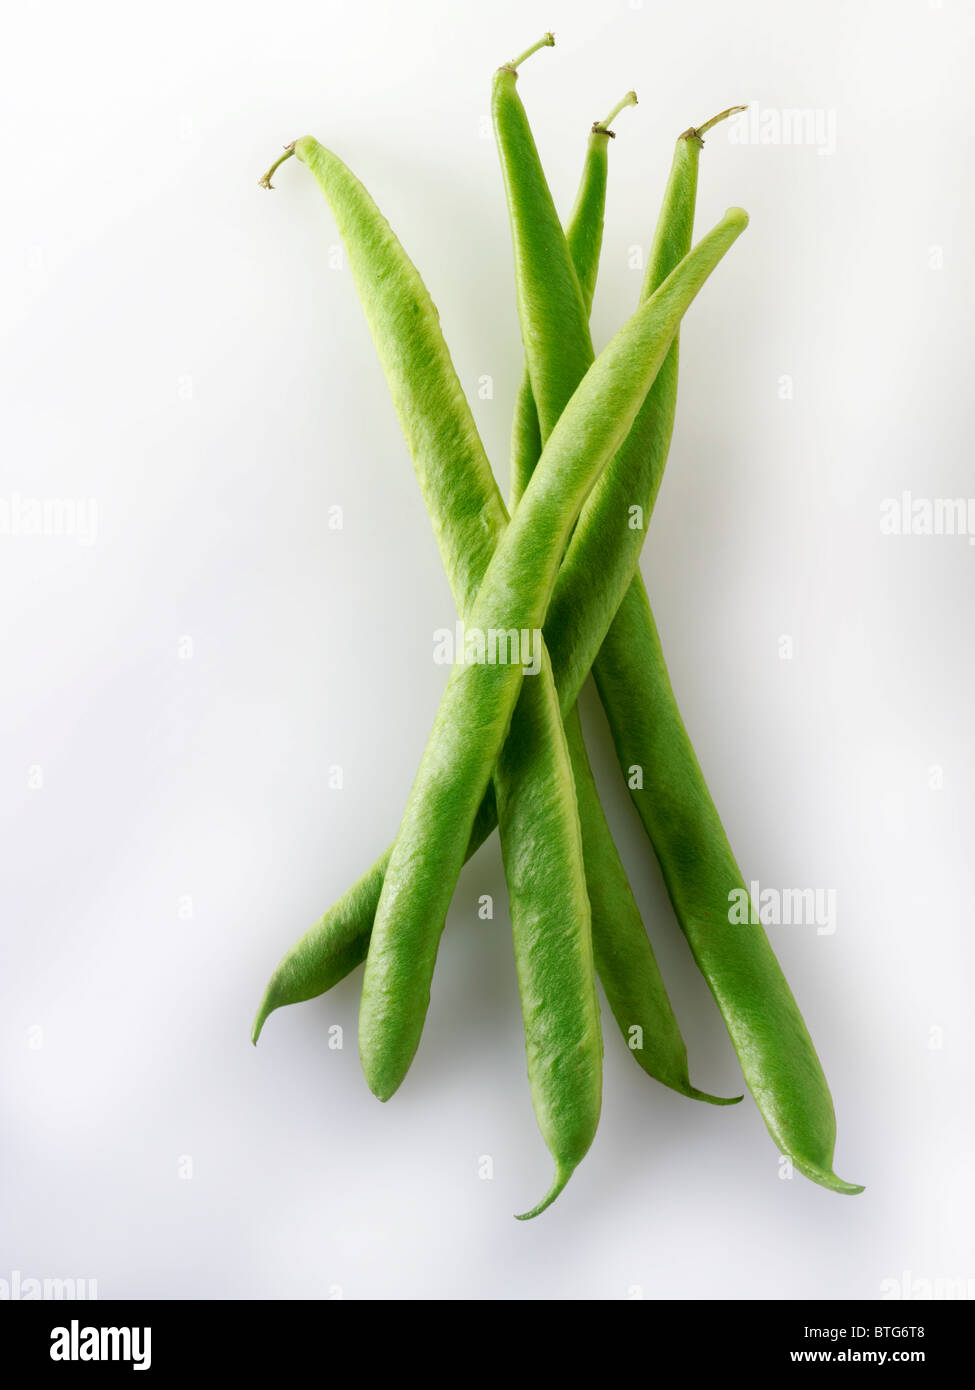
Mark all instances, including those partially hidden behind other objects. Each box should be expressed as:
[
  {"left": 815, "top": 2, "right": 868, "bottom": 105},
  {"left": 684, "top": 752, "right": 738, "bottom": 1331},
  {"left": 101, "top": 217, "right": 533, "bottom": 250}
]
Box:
[
  {"left": 492, "top": 57, "right": 711, "bottom": 1214},
  {"left": 497, "top": 66, "right": 735, "bottom": 1112},
  {"left": 491, "top": 47, "right": 605, "bottom": 1215},
  {"left": 274, "top": 110, "right": 600, "bottom": 1213},
  {"left": 593, "top": 582, "right": 863, "bottom": 1190},
  {"left": 562, "top": 703, "right": 729, "bottom": 1103},
  {"left": 493, "top": 643, "right": 601, "bottom": 1217},
  {"left": 508, "top": 102, "right": 630, "bottom": 509},
  {"left": 357, "top": 207, "right": 748, "bottom": 1104},
  {"left": 501, "top": 109, "right": 862, "bottom": 1195},
  {"left": 253, "top": 135, "right": 504, "bottom": 1026},
  {"left": 493, "top": 54, "right": 591, "bottom": 502},
  {"left": 541, "top": 128, "right": 705, "bottom": 714}
]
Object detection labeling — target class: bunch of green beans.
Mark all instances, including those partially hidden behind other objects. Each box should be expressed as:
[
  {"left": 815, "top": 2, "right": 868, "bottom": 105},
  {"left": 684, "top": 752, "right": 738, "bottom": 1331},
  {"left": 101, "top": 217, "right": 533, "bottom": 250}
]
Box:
[{"left": 255, "top": 33, "right": 863, "bottom": 1217}]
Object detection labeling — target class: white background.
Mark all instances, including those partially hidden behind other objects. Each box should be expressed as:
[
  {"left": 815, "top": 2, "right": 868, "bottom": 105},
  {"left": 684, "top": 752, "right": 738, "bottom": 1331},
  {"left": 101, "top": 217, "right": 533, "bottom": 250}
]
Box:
[{"left": 2, "top": 0, "right": 973, "bottom": 1300}]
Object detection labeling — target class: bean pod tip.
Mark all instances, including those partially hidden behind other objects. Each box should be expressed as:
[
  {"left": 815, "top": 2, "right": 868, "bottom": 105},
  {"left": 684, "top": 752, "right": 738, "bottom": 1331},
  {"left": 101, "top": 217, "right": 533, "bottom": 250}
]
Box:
[{"left": 514, "top": 1163, "right": 573, "bottom": 1221}]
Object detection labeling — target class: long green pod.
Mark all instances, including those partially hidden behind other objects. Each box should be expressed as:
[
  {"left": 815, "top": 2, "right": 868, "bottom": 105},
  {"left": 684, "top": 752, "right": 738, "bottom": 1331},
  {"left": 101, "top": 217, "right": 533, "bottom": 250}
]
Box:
[
  {"left": 491, "top": 54, "right": 637, "bottom": 1215},
  {"left": 498, "top": 69, "right": 733, "bottom": 1106},
  {"left": 504, "top": 106, "right": 861, "bottom": 1195},
  {"left": 267, "top": 107, "right": 600, "bottom": 1213},
  {"left": 592, "top": 118, "right": 860, "bottom": 1193},
  {"left": 593, "top": 586, "right": 863, "bottom": 1193},
  {"left": 492, "top": 37, "right": 591, "bottom": 491},
  {"left": 253, "top": 794, "right": 499, "bottom": 1019},
  {"left": 484, "top": 40, "right": 603, "bottom": 1218},
  {"left": 506, "top": 84, "right": 636, "bottom": 507},
  {"left": 358, "top": 206, "right": 748, "bottom": 1104},
  {"left": 562, "top": 704, "right": 724, "bottom": 1103},
  {"left": 565, "top": 97, "right": 638, "bottom": 310},
  {"left": 493, "top": 645, "right": 600, "bottom": 1219},
  {"left": 540, "top": 120, "right": 713, "bottom": 710},
  {"left": 259, "top": 139, "right": 503, "bottom": 618}
]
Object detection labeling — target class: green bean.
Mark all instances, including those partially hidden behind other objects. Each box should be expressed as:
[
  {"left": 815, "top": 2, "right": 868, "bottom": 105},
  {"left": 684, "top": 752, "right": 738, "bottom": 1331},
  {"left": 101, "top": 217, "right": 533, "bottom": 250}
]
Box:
[
  {"left": 267, "top": 112, "right": 599, "bottom": 1214},
  {"left": 499, "top": 65, "right": 736, "bottom": 1108},
  {"left": 258, "top": 141, "right": 503, "bottom": 618},
  {"left": 493, "top": 50, "right": 648, "bottom": 1215},
  {"left": 487, "top": 41, "right": 607, "bottom": 1218},
  {"left": 502, "top": 101, "right": 862, "bottom": 1196},
  {"left": 593, "top": 579, "right": 863, "bottom": 1190},
  {"left": 252, "top": 797, "right": 497, "bottom": 1019},
  {"left": 255, "top": 137, "right": 505, "bottom": 1031},
  {"left": 357, "top": 205, "right": 748, "bottom": 1106},
  {"left": 543, "top": 114, "right": 730, "bottom": 708},
  {"left": 494, "top": 35, "right": 587, "bottom": 505},
  {"left": 561, "top": 704, "right": 725, "bottom": 1103},
  {"left": 493, "top": 641, "right": 600, "bottom": 1217},
  {"left": 508, "top": 90, "right": 635, "bottom": 510}
]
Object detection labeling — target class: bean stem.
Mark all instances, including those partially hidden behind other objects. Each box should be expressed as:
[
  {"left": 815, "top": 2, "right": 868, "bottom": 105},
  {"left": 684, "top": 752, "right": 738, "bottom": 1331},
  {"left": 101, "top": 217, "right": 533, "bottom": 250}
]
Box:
[
  {"left": 502, "top": 32, "right": 555, "bottom": 72},
  {"left": 593, "top": 90, "right": 638, "bottom": 136},
  {"left": 258, "top": 142, "right": 297, "bottom": 190},
  {"left": 685, "top": 104, "right": 748, "bottom": 144}
]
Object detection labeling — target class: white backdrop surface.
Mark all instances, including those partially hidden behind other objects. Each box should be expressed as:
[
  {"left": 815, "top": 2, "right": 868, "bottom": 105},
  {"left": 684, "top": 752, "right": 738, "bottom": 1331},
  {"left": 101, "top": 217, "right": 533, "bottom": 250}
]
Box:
[{"left": 2, "top": 0, "right": 973, "bottom": 1300}]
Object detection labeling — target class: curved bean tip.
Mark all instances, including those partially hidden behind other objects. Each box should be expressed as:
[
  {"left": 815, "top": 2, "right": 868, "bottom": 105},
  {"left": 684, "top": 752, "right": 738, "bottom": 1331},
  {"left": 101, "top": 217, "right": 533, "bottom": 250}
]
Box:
[
  {"left": 250, "top": 989, "right": 278, "bottom": 1045},
  {"left": 361, "top": 1056, "right": 399, "bottom": 1103},
  {"left": 514, "top": 1164, "right": 573, "bottom": 1221},
  {"left": 251, "top": 1001, "right": 273, "bottom": 1044},
  {"left": 687, "top": 1087, "right": 745, "bottom": 1107},
  {"left": 792, "top": 1157, "right": 865, "bottom": 1195},
  {"left": 824, "top": 1176, "right": 866, "bottom": 1196}
]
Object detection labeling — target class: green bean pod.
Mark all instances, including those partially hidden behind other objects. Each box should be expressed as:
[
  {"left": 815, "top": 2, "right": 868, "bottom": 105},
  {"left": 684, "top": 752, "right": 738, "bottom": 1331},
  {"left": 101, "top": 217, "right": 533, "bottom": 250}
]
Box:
[
  {"left": 493, "top": 645, "right": 601, "bottom": 1218},
  {"left": 507, "top": 86, "right": 635, "bottom": 520},
  {"left": 491, "top": 56, "right": 646, "bottom": 1214},
  {"left": 358, "top": 206, "right": 748, "bottom": 1103},
  {"left": 593, "top": 581, "right": 863, "bottom": 1191},
  {"left": 269, "top": 115, "right": 601, "bottom": 1210},
  {"left": 260, "top": 138, "right": 504, "bottom": 618},
  {"left": 543, "top": 125, "right": 708, "bottom": 710},
  {"left": 499, "top": 105, "right": 862, "bottom": 1195},
  {"left": 493, "top": 39, "right": 590, "bottom": 458},
  {"left": 252, "top": 134, "right": 503, "bottom": 1029},
  {"left": 252, "top": 792, "right": 500, "bottom": 1015},
  {"left": 562, "top": 704, "right": 723, "bottom": 1102},
  {"left": 496, "top": 59, "right": 734, "bottom": 1109}
]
